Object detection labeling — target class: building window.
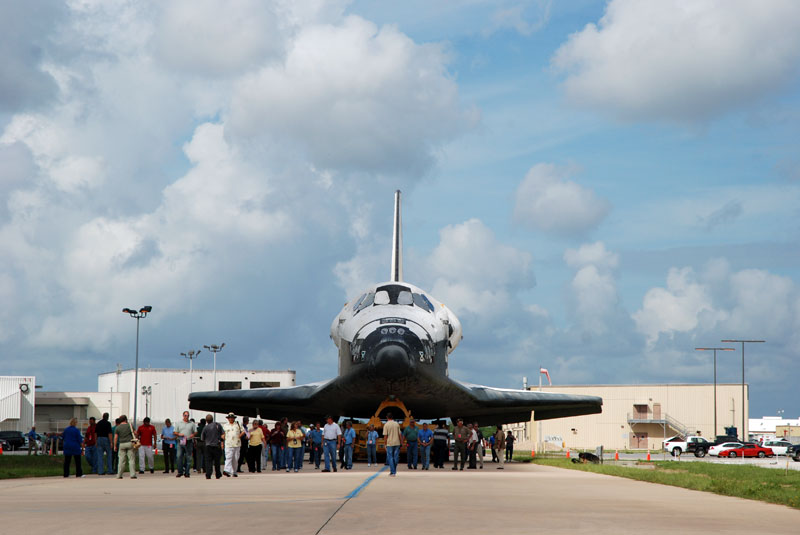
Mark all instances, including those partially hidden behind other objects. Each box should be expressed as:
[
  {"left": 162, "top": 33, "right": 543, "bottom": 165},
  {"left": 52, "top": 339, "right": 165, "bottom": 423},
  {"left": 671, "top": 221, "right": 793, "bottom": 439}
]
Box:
[
  {"left": 250, "top": 381, "right": 279, "bottom": 389},
  {"left": 218, "top": 381, "right": 242, "bottom": 391}
]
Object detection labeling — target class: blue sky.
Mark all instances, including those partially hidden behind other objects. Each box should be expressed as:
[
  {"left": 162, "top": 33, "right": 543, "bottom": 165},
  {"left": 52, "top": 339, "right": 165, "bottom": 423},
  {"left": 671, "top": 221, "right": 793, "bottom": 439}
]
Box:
[{"left": 1, "top": 0, "right": 799, "bottom": 419}]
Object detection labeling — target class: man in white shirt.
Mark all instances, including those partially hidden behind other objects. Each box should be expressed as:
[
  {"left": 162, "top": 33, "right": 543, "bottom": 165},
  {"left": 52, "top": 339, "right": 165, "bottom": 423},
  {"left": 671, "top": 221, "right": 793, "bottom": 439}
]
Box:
[
  {"left": 321, "top": 416, "right": 342, "bottom": 473},
  {"left": 222, "top": 413, "right": 245, "bottom": 477}
]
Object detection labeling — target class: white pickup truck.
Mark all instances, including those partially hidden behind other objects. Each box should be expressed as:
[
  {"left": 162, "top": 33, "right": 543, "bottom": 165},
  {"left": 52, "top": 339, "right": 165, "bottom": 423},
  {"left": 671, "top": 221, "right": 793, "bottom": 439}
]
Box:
[{"left": 662, "top": 435, "right": 712, "bottom": 457}]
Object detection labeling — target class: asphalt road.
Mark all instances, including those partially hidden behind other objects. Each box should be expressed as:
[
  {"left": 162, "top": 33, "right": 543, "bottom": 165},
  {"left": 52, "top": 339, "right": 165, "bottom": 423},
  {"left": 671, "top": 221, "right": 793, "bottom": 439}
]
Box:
[{"left": 2, "top": 461, "right": 799, "bottom": 534}]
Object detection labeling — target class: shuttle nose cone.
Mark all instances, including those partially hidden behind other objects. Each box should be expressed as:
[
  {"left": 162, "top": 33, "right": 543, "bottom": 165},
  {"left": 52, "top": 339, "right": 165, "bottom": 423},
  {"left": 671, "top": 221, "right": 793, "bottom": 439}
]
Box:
[{"left": 373, "top": 344, "right": 411, "bottom": 380}]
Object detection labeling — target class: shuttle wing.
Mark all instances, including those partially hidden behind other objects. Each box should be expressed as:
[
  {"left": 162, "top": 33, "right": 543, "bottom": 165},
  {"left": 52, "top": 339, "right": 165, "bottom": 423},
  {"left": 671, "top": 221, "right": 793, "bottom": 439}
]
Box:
[
  {"left": 451, "top": 380, "right": 602, "bottom": 425},
  {"left": 188, "top": 380, "right": 337, "bottom": 421}
]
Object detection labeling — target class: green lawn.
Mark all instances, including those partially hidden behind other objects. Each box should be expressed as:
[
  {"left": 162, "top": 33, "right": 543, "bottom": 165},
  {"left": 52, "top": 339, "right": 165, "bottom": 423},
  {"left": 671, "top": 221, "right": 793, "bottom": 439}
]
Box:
[
  {"left": 0, "top": 454, "right": 168, "bottom": 479},
  {"left": 532, "top": 458, "right": 800, "bottom": 509}
]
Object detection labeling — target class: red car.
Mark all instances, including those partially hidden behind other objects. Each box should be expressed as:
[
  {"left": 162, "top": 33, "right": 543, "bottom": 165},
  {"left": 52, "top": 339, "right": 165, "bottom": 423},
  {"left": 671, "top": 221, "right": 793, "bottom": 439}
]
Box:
[{"left": 718, "top": 444, "right": 774, "bottom": 458}]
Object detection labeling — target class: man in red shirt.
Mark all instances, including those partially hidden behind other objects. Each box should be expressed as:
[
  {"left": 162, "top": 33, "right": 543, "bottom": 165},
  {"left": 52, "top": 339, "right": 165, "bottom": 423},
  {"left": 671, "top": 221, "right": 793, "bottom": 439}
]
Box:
[
  {"left": 84, "top": 417, "right": 98, "bottom": 474},
  {"left": 136, "top": 417, "right": 157, "bottom": 474}
]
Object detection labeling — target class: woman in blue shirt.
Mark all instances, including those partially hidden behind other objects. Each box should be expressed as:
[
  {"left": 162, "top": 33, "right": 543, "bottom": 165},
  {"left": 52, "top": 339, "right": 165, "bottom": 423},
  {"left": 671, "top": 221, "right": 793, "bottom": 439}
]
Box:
[
  {"left": 161, "top": 418, "right": 177, "bottom": 473},
  {"left": 61, "top": 418, "right": 84, "bottom": 478},
  {"left": 342, "top": 421, "right": 357, "bottom": 470},
  {"left": 366, "top": 424, "right": 379, "bottom": 467}
]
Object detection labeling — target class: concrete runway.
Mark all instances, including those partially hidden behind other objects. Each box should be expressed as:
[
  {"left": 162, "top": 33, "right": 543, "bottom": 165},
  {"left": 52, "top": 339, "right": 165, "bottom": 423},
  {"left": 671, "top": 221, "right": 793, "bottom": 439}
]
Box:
[{"left": 2, "top": 463, "right": 799, "bottom": 534}]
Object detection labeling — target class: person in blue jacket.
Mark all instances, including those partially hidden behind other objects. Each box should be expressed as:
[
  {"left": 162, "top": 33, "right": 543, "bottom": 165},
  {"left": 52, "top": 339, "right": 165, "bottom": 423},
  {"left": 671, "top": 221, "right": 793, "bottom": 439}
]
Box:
[{"left": 61, "top": 418, "right": 84, "bottom": 478}]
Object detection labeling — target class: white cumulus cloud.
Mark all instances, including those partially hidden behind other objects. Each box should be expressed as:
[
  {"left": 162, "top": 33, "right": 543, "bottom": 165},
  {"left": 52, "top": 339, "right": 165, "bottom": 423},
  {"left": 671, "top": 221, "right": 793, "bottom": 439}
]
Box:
[
  {"left": 552, "top": 0, "right": 800, "bottom": 122},
  {"left": 229, "top": 15, "right": 475, "bottom": 175},
  {"left": 513, "top": 163, "right": 610, "bottom": 235}
]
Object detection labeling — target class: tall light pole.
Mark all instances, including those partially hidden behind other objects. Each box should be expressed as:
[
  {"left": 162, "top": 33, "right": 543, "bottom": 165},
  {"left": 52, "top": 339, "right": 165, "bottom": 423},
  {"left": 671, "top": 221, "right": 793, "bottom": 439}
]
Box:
[
  {"left": 203, "top": 343, "right": 225, "bottom": 394},
  {"left": 122, "top": 306, "right": 152, "bottom": 427},
  {"left": 181, "top": 350, "right": 201, "bottom": 418},
  {"left": 203, "top": 343, "right": 225, "bottom": 421},
  {"left": 141, "top": 386, "right": 152, "bottom": 419},
  {"left": 695, "top": 347, "right": 734, "bottom": 438},
  {"left": 721, "top": 339, "right": 765, "bottom": 442}
]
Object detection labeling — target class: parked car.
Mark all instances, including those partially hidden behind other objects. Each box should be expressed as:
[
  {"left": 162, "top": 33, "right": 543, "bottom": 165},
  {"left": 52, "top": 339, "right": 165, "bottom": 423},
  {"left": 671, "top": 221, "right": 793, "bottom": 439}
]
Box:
[
  {"left": 0, "top": 430, "right": 26, "bottom": 451},
  {"left": 763, "top": 439, "right": 793, "bottom": 456},
  {"left": 662, "top": 435, "right": 712, "bottom": 457},
  {"left": 718, "top": 443, "right": 774, "bottom": 458},
  {"left": 708, "top": 442, "right": 743, "bottom": 457},
  {"left": 786, "top": 443, "right": 800, "bottom": 462}
]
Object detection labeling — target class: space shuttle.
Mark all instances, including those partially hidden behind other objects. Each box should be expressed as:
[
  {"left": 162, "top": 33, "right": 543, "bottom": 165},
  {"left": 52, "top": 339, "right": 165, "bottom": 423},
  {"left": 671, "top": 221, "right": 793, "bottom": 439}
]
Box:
[{"left": 189, "top": 191, "right": 602, "bottom": 424}]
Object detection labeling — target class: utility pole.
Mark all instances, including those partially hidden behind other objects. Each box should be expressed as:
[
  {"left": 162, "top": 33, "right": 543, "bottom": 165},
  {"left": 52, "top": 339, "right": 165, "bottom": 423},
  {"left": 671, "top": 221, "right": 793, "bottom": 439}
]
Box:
[
  {"left": 122, "top": 306, "right": 152, "bottom": 427},
  {"left": 181, "top": 350, "right": 201, "bottom": 418},
  {"left": 203, "top": 343, "right": 225, "bottom": 421},
  {"left": 721, "top": 339, "right": 764, "bottom": 442},
  {"left": 695, "top": 347, "right": 734, "bottom": 437}
]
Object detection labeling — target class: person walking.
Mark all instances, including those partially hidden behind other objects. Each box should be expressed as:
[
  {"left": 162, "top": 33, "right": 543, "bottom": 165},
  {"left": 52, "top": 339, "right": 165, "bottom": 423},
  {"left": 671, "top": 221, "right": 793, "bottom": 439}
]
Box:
[
  {"left": 95, "top": 413, "right": 113, "bottom": 475},
  {"left": 494, "top": 426, "right": 505, "bottom": 469},
  {"left": 247, "top": 421, "right": 265, "bottom": 473},
  {"left": 62, "top": 418, "right": 84, "bottom": 478},
  {"left": 237, "top": 416, "right": 250, "bottom": 473},
  {"left": 418, "top": 422, "right": 433, "bottom": 470},
  {"left": 83, "top": 418, "right": 97, "bottom": 473},
  {"left": 113, "top": 415, "right": 137, "bottom": 479},
  {"left": 466, "top": 423, "right": 478, "bottom": 469},
  {"left": 505, "top": 430, "right": 515, "bottom": 462},
  {"left": 136, "top": 417, "right": 157, "bottom": 474},
  {"left": 286, "top": 421, "right": 305, "bottom": 472},
  {"left": 222, "top": 413, "right": 245, "bottom": 477},
  {"left": 403, "top": 419, "right": 420, "bottom": 470},
  {"left": 161, "top": 418, "right": 176, "bottom": 473},
  {"left": 342, "top": 421, "right": 356, "bottom": 470},
  {"left": 259, "top": 420, "right": 270, "bottom": 469},
  {"left": 26, "top": 426, "right": 38, "bottom": 456},
  {"left": 452, "top": 418, "right": 469, "bottom": 471},
  {"left": 433, "top": 421, "right": 449, "bottom": 469},
  {"left": 474, "top": 422, "right": 485, "bottom": 469},
  {"left": 111, "top": 418, "right": 121, "bottom": 473},
  {"left": 308, "top": 423, "right": 323, "bottom": 469},
  {"left": 201, "top": 414, "right": 224, "bottom": 479},
  {"left": 383, "top": 412, "right": 402, "bottom": 477},
  {"left": 174, "top": 411, "right": 197, "bottom": 478},
  {"left": 268, "top": 422, "right": 285, "bottom": 471},
  {"left": 321, "top": 416, "right": 341, "bottom": 473},
  {"left": 489, "top": 433, "right": 497, "bottom": 463},
  {"left": 194, "top": 417, "right": 206, "bottom": 474},
  {"left": 366, "top": 424, "right": 378, "bottom": 467}
]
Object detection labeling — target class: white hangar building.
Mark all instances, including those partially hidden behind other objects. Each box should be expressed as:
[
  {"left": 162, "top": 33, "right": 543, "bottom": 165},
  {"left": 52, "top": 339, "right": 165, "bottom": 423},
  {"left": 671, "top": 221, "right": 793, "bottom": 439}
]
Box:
[{"left": 97, "top": 367, "right": 296, "bottom": 426}]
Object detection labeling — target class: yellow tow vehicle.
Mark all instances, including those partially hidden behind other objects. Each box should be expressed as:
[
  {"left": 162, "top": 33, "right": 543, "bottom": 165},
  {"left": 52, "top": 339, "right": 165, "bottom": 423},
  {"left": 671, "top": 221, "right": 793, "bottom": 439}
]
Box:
[{"left": 352, "top": 398, "right": 413, "bottom": 460}]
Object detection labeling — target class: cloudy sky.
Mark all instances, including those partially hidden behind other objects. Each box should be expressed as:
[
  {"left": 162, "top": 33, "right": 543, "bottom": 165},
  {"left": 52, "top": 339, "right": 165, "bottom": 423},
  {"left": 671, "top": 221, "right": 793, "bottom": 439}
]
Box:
[{"left": 2, "top": 0, "right": 799, "bottom": 419}]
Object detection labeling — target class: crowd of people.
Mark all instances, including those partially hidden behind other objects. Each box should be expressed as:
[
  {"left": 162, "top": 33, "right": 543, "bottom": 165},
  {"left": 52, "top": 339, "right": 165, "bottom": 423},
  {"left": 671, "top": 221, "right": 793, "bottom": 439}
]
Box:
[{"left": 41, "top": 411, "right": 519, "bottom": 479}]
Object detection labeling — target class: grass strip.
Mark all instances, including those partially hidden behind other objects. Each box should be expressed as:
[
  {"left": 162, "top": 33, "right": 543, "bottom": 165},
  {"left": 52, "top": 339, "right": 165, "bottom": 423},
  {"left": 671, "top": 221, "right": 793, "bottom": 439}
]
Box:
[
  {"left": 532, "top": 458, "right": 800, "bottom": 509},
  {"left": 0, "top": 454, "right": 168, "bottom": 479}
]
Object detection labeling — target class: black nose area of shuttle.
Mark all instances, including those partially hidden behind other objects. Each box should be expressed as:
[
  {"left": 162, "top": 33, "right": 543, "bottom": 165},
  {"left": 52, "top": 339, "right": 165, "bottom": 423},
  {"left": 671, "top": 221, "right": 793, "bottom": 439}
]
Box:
[{"left": 373, "top": 344, "right": 411, "bottom": 380}]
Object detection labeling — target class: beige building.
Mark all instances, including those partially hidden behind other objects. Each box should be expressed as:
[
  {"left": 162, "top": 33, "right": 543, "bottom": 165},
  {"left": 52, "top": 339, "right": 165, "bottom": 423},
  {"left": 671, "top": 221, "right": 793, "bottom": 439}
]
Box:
[
  {"left": 35, "top": 391, "right": 129, "bottom": 433},
  {"left": 508, "top": 383, "right": 748, "bottom": 452}
]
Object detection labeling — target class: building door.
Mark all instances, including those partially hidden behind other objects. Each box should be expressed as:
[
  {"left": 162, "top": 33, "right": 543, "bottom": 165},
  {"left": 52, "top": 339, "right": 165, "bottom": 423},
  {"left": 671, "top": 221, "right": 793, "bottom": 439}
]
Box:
[
  {"left": 653, "top": 403, "right": 661, "bottom": 419},
  {"left": 633, "top": 404, "right": 648, "bottom": 419},
  {"left": 629, "top": 432, "right": 648, "bottom": 449}
]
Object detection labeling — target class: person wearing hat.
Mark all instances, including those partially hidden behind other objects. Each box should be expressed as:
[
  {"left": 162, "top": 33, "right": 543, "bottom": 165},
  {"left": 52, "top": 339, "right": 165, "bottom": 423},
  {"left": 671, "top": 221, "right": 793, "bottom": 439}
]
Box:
[
  {"left": 222, "top": 413, "right": 245, "bottom": 477},
  {"left": 402, "top": 418, "right": 420, "bottom": 470}
]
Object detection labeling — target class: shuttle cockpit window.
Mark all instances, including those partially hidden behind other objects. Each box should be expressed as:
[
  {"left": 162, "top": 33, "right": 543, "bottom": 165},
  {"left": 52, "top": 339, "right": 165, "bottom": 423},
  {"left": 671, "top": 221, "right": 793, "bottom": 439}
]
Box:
[
  {"left": 351, "top": 293, "right": 367, "bottom": 312},
  {"left": 375, "top": 284, "right": 411, "bottom": 304},
  {"left": 397, "top": 291, "right": 413, "bottom": 305},
  {"left": 353, "top": 292, "right": 375, "bottom": 314},
  {"left": 412, "top": 293, "right": 434, "bottom": 312}
]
